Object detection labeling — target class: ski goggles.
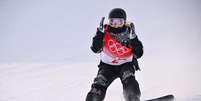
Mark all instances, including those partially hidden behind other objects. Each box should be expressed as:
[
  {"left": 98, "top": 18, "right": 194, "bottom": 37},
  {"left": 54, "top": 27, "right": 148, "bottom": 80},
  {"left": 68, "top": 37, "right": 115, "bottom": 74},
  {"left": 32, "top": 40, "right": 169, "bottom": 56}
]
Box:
[{"left": 109, "top": 18, "right": 125, "bottom": 28}]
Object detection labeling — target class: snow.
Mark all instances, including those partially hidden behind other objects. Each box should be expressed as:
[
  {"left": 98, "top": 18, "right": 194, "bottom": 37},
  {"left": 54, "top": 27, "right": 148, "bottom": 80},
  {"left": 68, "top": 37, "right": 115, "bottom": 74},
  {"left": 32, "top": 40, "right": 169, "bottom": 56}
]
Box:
[{"left": 0, "top": 62, "right": 201, "bottom": 101}]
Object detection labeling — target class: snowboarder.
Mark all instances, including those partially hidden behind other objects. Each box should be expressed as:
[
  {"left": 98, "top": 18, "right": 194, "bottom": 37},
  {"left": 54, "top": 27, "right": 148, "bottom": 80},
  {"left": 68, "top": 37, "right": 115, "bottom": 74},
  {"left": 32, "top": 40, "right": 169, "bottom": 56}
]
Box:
[{"left": 86, "top": 8, "right": 144, "bottom": 101}]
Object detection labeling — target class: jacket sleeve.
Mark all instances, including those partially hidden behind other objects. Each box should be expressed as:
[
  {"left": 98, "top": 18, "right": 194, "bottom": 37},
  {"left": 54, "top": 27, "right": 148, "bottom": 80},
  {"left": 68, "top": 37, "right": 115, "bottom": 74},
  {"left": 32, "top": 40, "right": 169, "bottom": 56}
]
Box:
[
  {"left": 90, "top": 29, "right": 104, "bottom": 53},
  {"left": 130, "top": 36, "right": 144, "bottom": 59}
]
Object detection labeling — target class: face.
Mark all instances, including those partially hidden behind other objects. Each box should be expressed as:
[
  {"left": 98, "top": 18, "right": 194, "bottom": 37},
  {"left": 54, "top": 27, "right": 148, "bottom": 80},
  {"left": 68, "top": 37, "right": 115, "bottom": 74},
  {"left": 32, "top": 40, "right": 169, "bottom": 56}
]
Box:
[{"left": 109, "top": 18, "right": 125, "bottom": 28}]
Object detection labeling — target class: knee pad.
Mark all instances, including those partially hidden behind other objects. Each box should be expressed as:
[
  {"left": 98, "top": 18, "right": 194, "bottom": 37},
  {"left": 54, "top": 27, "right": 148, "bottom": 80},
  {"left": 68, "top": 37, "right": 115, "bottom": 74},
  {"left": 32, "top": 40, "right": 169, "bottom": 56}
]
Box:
[
  {"left": 94, "top": 74, "right": 108, "bottom": 87},
  {"left": 121, "top": 70, "right": 135, "bottom": 83}
]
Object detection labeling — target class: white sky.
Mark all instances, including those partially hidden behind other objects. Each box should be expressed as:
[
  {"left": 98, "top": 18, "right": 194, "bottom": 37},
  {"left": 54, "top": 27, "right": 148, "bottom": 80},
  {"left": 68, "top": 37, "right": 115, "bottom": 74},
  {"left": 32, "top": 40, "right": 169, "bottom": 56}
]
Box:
[{"left": 0, "top": 0, "right": 201, "bottom": 65}]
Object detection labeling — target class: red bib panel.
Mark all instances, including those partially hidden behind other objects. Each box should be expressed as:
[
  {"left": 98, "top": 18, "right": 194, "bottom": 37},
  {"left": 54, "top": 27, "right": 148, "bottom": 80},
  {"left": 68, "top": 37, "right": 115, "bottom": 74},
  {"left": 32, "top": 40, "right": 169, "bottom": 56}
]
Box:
[{"left": 103, "top": 31, "right": 132, "bottom": 59}]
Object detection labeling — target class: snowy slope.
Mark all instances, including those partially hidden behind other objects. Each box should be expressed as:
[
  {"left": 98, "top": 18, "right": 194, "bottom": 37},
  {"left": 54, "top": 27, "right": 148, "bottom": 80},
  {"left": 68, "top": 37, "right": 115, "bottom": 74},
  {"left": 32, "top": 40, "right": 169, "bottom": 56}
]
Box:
[
  {"left": 0, "top": 62, "right": 200, "bottom": 101},
  {"left": 1, "top": 0, "right": 201, "bottom": 101}
]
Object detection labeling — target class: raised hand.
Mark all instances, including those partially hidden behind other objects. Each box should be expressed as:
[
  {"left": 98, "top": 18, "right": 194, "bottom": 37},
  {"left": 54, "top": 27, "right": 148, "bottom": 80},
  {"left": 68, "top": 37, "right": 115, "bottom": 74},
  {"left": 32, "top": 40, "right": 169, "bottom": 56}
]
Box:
[
  {"left": 97, "top": 17, "right": 105, "bottom": 33},
  {"left": 129, "top": 22, "right": 137, "bottom": 39}
]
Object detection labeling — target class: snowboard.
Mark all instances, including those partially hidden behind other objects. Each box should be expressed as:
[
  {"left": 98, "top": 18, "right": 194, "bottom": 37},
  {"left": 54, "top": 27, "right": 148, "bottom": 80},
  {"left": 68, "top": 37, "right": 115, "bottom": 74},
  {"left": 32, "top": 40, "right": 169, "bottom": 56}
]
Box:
[{"left": 144, "top": 94, "right": 174, "bottom": 101}]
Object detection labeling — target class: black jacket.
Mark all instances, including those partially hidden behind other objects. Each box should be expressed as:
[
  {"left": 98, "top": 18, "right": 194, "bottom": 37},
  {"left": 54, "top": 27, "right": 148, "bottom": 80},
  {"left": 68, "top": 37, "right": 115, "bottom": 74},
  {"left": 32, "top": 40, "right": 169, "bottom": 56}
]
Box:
[{"left": 91, "top": 25, "right": 143, "bottom": 70}]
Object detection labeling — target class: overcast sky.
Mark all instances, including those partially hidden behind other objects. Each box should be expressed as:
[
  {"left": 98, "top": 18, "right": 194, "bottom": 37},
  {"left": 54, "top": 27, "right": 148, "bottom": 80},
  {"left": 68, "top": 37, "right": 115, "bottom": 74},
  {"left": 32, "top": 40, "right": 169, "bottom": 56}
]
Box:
[{"left": 0, "top": 0, "right": 201, "bottom": 65}]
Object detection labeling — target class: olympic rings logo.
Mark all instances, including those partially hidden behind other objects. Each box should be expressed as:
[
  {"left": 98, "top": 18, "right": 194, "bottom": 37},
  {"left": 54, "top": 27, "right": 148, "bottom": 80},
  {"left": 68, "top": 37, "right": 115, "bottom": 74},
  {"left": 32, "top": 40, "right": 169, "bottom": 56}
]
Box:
[{"left": 107, "top": 39, "right": 130, "bottom": 56}]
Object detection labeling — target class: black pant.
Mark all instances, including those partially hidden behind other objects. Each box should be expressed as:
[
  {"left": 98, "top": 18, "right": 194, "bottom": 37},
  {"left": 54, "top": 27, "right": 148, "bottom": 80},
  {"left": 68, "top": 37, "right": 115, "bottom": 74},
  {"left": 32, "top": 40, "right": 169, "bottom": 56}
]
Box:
[{"left": 86, "top": 62, "right": 141, "bottom": 101}]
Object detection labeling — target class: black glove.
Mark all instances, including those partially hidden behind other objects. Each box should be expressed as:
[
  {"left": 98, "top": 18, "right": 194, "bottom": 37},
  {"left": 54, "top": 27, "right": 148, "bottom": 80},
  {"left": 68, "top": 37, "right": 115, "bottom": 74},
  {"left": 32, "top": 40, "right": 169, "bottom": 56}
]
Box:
[
  {"left": 130, "top": 37, "right": 143, "bottom": 59},
  {"left": 129, "top": 22, "right": 137, "bottom": 39},
  {"left": 98, "top": 17, "right": 105, "bottom": 32},
  {"left": 95, "top": 17, "right": 105, "bottom": 39},
  {"left": 120, "top": 22, "right": 136, "bottom": 48},
  {"left": 91, "top": 17, "right": 105, "bottom": 53}
]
